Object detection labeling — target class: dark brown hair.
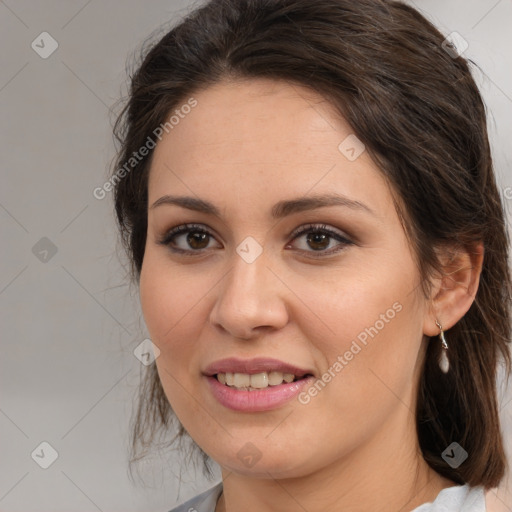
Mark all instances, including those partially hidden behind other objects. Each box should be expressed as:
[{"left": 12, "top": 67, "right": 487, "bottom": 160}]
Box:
[{"left": 111, "top": 0, "right": 511, "bottom": 489}]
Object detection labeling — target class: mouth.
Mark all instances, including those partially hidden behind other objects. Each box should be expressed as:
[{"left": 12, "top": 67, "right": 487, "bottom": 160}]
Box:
[
  {"left": 203, "top": 357, "right": 315, "bottom": 411},
  {"left": 214, "top": 370, "right": 312, "bottom": 391}
]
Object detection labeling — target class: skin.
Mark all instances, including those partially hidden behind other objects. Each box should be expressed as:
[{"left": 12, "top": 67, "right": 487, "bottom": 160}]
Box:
[{"left": 139, "top": 78, "right": 484, "bottom": 512}]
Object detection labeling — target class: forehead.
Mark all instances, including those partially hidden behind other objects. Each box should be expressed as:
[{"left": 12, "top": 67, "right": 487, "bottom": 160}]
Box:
[
  {"left": 148, "top": 78, "right": 393, "bottom": 218},
  {"left": 156, "top": 78, "right": 343, "bottom": 155}
]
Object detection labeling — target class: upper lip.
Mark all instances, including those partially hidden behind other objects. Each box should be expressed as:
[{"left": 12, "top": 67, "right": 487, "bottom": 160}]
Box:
[{"left": 203, "top": 357, "right": 314, "bottom": 377}]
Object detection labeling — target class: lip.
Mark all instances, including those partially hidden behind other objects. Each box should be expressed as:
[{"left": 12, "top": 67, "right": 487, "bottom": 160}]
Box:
[
  {"left": 205, "top": 375, "right": 315, "bottom": 412},
  {"left": 203, "top": 357, "right": 315, "bottom": 412},
  {"left": 203, "top": 357, "right": 313, "bottom": 378}
]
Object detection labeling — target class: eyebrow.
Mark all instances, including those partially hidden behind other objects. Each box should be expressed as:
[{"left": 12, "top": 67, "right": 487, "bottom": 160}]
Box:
[{"left": 150, "top": 193, "right": 375, "bottom": 218}]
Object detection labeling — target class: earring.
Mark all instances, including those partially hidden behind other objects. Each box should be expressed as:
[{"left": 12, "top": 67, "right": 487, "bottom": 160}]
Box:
[{"left": 435, "top": 320, "right": 449, "bottom": 373}]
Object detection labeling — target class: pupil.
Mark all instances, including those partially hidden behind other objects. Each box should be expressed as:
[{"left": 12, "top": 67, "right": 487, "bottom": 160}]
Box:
[
  {"left": 307, "top": 232, "right": 328, "bottom": 250},
  {"left": 188, "top": 231, "right": 209, "bottom": 249}
]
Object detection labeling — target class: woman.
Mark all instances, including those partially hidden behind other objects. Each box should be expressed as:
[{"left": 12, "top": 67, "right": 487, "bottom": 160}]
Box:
[{"left": 111, "top": 0, "right": 511, "bottom": 510}]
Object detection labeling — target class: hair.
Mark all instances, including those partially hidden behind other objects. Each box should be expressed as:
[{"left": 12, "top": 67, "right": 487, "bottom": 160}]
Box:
[{"left": 111, "top": 0, "right": 511, "bottom": 489}]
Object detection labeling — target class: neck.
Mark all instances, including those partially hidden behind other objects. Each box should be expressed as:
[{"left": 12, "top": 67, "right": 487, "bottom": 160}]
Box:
[{"left": 215, "top": 407, "right": 455, "bottom": 512}]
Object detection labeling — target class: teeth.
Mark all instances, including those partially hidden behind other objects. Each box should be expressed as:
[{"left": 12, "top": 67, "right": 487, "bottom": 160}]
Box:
[
  {"left": 268, "top": 371, "right": 284, "bottom": 385},
  {"left": 215, "top": 371, "right": 300, "bottom": 390},
  {"left": 250, "top": 372, "right": 268, "bottom": 389},
  {"left": 233, "top": 373, "right": 250, "bottom": 388}
]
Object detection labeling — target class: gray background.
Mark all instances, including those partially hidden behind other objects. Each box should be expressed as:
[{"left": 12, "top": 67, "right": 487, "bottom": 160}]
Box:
[{"left": 1, "top": 1, "right": 511, "bottom": 511}]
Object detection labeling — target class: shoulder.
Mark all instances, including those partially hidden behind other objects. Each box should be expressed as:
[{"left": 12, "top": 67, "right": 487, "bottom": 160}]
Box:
[
  {"left": 412, "top": 484, "right": 486, "bottom": 512},
  {"left": 167, "top": 482, "right": 484, "bottom": 512},
  {"left": 167, "top": 482, "right": 223, "bottom": 512}
]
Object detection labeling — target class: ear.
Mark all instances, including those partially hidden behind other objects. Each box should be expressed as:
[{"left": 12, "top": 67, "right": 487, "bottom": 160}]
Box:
[{"left": 423, "top": 241, "right": 484, "bottom": 336}]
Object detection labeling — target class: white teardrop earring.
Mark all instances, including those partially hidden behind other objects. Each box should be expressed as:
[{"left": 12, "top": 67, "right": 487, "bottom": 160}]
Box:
[{"left": 435, "top": 320, "right": 449, "bottom": 373}]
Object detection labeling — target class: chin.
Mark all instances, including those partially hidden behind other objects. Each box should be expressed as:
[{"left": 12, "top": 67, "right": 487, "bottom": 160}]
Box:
[{"left": 206, "top": 443, "right": 315, "bottom": 479}]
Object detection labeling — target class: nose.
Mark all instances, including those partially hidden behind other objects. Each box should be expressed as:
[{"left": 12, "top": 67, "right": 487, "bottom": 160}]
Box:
[{"left": 209, "top": 248, "right": 289, "bottom": 340}]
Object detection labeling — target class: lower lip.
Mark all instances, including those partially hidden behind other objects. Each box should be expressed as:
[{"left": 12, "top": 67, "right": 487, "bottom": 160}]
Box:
[{"left": 205, "top": 375, "right": 314, "bottom": 412}]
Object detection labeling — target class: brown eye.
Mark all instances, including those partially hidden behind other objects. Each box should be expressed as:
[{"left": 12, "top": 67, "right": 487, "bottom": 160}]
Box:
[
  {"left": 287, "top": 224, "right": 353, "bottom": 257},
  {"left": 305, "top": 232, "right": 330, "bottom": 251},
  {"left": 158, "top": 224, "right": 221, "bottom": 253},
  {"left": 187, "top": 231, "right": 210, "bottom": 250}
]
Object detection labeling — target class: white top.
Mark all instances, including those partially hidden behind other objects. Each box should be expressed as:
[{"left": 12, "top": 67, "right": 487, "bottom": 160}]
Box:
[{"left": 168, "top": 482, "right": 486, "bottom": 511}]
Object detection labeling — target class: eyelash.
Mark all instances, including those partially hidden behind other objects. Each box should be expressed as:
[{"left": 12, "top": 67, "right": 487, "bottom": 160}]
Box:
[{"left": 157, "top": 223, "right": 354, "bottom": 258}]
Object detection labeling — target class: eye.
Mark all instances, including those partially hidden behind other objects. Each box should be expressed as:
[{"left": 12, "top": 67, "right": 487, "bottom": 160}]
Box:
[
  {"left": 286, "top": 223, "right": 353, "bottom": 257},
  {"left": 157, "top": 223, "right": 221, "bottom": 254},
  {"left": 157, "top": 222, "right": 353, "bottom": 257}
]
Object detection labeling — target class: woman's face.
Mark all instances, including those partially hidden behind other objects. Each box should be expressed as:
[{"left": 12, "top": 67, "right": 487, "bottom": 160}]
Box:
[{"left": 140, "top": 78, "right": 430, "bottom": 478}]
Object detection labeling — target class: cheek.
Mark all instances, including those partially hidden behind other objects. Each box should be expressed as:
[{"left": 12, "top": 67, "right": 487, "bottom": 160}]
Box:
[
  {"left": 139, "top": 251, "right": 202, "bottom": 387},
  {"left": 140, "top": 249, "right": 204, "bottom": 344},
  {"left": 139, "top": 252, "right": 208, "bottom": 419},
  {"left": 292, "top": 252, "right": 422, "bottom": 408},
  {"left": 291, "top": 254, "right": 413, "bottom": 346}
]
